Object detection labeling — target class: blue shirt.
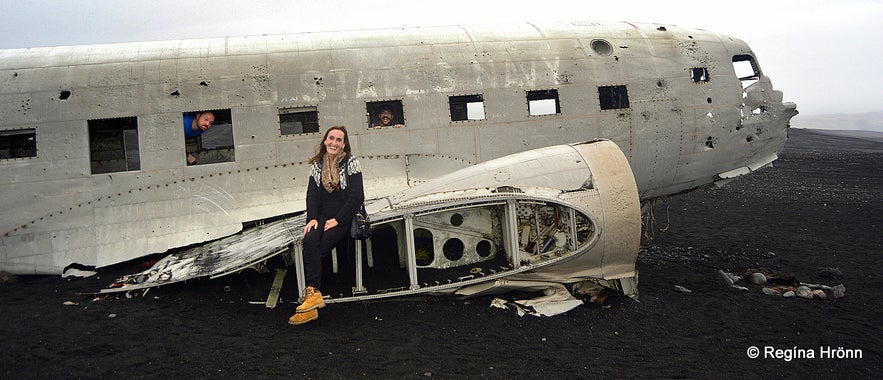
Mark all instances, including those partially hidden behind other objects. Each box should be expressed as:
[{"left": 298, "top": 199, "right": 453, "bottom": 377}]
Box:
[{"left": 183, "top": 114, "right": 204, "bottom": 139}]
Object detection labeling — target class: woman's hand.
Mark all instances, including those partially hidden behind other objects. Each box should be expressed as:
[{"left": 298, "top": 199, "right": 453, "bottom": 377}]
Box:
[
  {"left": 304, "top": 219, "right": 319, "bottom": 234},
  {"left": 323, "top": 218, "right": 338, "bottom": 231}
]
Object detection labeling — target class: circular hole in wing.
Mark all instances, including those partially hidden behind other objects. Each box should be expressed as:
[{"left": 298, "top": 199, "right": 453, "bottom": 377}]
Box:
[
  {"left": 443, "top": 238, "right": 464, "bottom": 261},
  {"left": 450, "top": 213, "right": 464, "bottom": 226},
  {"left": 476, "top": 240, "right": 492, "bottom": 257}
]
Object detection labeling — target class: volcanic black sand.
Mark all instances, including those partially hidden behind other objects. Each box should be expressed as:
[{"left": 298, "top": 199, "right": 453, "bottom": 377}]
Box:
[{"left": 1, "top": 128, "right": 880, "bottom": 379}]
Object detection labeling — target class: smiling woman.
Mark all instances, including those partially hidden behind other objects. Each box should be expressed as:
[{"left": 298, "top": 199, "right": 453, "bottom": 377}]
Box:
[{"left": 293, "top": 125, "right": 365, "bottom": 325}]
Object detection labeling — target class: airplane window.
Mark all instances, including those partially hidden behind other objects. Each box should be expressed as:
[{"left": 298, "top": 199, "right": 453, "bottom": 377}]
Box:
[
  {"left": 366, "top": 100, "right": 405, "bottom": 129},
  {"left": 527, "top": 89, "right": 560, "bottom": 116},
  {"left": 88, "top": 117, "right": 140, "bottom": 174},
  {"left": 183, "top": 109, "right": 235, "bottom": 166},
  {"left": 732, "top": 55, "right": 760, "bottom": 88},
  {"left": 590, "top": 39, "right": 613, "bottom": 56},
  {"left": 598, "top": 85, "right": 630, "bottom": 110},
  {"left": 691, "top": 67, "right": 710, "bottom": 83},
  {"left": 449, "top": 94, "right": 486, "bottom": 121},
  {"left": 280, "top": 106, "right": 320, "bottom": 135},
  {"left": 0, "top": 128, "right": 37, "bottom": 159}
]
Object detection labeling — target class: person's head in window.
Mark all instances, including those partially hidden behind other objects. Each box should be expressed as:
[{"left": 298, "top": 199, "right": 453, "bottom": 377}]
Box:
[
  {"left": 374, "top": 108, "right": 395, "bottom": 128},
  {"left": 184, "top": 111, "right": 216, "bottom": 140},
  {"left": 194, "top": 111, "right": 215, "bottom": 134}
]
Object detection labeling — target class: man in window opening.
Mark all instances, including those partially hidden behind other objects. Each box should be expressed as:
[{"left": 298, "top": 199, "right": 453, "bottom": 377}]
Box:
[
  {"left": 184, "top": 111, "right": 215, "bottom": 165},
  {"left": 371, "top": 108, "right": 402, "bottom": 128}
]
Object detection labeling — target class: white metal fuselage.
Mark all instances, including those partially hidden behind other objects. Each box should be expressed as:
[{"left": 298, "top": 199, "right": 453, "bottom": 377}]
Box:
[{"left": 0, "top": 21, "right": 796, "bottom": 274}]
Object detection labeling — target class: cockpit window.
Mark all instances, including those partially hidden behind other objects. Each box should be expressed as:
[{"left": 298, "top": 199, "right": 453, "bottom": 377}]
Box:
[{"left": 732, "top": 55, "right": 760, "bottom": 88}]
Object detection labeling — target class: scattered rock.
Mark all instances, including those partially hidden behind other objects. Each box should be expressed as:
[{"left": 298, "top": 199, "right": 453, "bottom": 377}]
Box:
[
  {"left": 795, "top": 286, "right": 813, "bottom": 299},
  {"left": 749, "top": 272, "right": 767, "bottom": 285},
  {"left": 674, "top": 285, "right": 692, "bottom": 293},
  {"left": 802, "top": 283, "right": 831, "bottom": 291},
  {"left": 762, "top": 287, "right": 780, "bottom": 296},
  {"left": 0, "top": 271, "right": 16, "bottom": 284},
  {"left": 782, "top": 291, "right": 796, "bottom": 298},
  {"left": 812, "top": 289, "right": 827, "bottom": 300},
  {"left": 63, "top": 301, "right": 78, "bottom": 306},
  {"left": 832, "top": 284, "right": 846, "bottom": 299},
  {"left": 818, "top": 267, "right": 843, "bottom": 280},
  {"left": 717, "top": 270, "right": 736, "bottom": 286}
]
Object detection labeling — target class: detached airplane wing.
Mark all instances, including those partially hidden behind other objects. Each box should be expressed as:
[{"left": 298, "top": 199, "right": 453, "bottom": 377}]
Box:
[
  {"left": 102, "top": 140, "right": 641, "bottom": 306},
  {"left": 102, "top": 216, "right": 304, "bottom": 294}
]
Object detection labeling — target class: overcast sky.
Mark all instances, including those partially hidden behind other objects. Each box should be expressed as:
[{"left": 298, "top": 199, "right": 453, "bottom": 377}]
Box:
[{"left": 0, "top": 0, "right": 880, "bottom": 117}]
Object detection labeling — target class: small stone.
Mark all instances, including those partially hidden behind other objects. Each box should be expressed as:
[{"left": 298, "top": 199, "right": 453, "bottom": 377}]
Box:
[
  {"left": 108, "top": 313, "right": 117, "bottom": 319},
  {"left": 818, "top": 267, "right": 843, "bottom": 280},
  {"left": 812, "top": 289, "right": 827, "bottom": 300},
  {"left": 782, "top": 291, "right": 796, "bottom": 298},
  {"left": 749, "top": 272, "right": 767, "bottom": 285},
  {"left": 795, "top": 286, "right": 813, "bottom": 299},
  {"left": 832, "top": 284, "right": 846, "bottom": 299},
  {"left": 674, "top": 285, "right": 692, "bottom": 293},
  {"left": 761, "top": 287, "right": 780, "bottom": 296},
  {"left": 0, "top": 271, "right": 16, "bottom": 284},
  {"left": 63, "top": 301, "right": 78, "bottom": 306},
  {"left": 717, "top": 270, "right": 734, "bottom": 286}
]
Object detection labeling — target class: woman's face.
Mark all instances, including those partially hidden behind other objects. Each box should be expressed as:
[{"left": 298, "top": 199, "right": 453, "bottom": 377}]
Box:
[{"left": 324, "top": 129, "right": 346, "bottom": 156}]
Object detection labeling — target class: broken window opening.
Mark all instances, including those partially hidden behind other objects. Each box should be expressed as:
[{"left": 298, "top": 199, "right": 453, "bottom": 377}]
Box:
[
  {"left": 527, "top": 89, "right": 560, "bottom": 116},
  {"left": 280, "top": 106, "right": 320, "bottom": 135},
  {"left": 732, "top": 55, "right": 760, "bottom": 89},
  {"left": 598, "top": 85, "right": 630, "bottom": 110},
  {"left": 88, "top": 117, "right": 140, "bottom": 174},
  {"left": 449, "top": 94, "right": 485, "bottom": 122},
  {"left": 184, "top": 109, "right": 235, "bottom": 166},
  {"left": 414, "top": 228, "right": 435, "bottom": 266},
  {"left": 691, "top": 67, "right": 710, "bottom": 83},
  {"left": 0, "top": 128, "right": 37, "bottom": 159},
  {"left": 367, "top": 100, "right": 405, "bottom": 129}
]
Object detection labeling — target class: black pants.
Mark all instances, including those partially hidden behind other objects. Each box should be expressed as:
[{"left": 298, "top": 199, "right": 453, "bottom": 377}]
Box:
[{"left": 302, "top": 216, "right": 351, "bottom": 289}]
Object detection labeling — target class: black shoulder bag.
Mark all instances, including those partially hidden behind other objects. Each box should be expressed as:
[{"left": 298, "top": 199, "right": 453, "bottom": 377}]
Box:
[{"left": 345, "top": 157, "right": 372, "bottom": 240}]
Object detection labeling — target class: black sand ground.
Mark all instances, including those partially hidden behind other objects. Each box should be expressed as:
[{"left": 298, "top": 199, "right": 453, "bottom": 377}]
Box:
[{"left": 1, "top": 128, "right": 880, "bottom": 379}]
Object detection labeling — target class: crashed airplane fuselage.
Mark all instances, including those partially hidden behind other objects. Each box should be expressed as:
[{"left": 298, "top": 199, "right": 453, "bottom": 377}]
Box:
[{"left": 0, "top": 21, "right": 796, "bottom": 300}]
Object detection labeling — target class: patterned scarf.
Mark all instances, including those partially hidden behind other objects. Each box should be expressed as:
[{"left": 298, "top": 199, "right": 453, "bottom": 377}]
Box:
[{"left": 321, "top": 153, "right": 345, "bottom": 192}]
